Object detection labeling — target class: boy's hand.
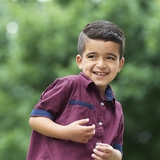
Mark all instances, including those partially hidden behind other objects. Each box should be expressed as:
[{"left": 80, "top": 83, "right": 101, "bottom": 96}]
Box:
[
  {"left": 91, "top": 143, "right": 122, "bottom": 160},
  {"left": 65, "top": 118, "right": 95, "bottom": 143}
]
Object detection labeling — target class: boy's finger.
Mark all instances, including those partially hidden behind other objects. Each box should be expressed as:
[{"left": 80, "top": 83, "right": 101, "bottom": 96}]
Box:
[{"left": 77, "top": 118, "right": 90, "bottom": 125}]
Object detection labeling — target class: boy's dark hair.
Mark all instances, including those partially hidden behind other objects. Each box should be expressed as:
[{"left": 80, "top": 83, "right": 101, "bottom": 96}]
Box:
[{"left": 77, "top": 20, "right": 125, "bottom": 59}]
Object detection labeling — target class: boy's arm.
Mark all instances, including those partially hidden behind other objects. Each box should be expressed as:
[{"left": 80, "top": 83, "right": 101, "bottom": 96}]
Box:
[
  {"left": 91, "top": 143, "right": 122, "bottom": 160},
  {"left": 29, "top": 117, "right": 95, "bottom": 143}
]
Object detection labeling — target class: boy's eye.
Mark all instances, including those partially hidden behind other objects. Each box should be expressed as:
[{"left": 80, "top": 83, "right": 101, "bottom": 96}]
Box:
[
  {"left": 88, "top": 55, "right": 96, "bottom": 58},
  {"left": 107, "top": 57, "right": 116, "bottom": 60}
]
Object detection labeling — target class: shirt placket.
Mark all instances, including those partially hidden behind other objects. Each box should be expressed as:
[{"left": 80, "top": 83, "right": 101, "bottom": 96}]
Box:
[{"left": 96, "top": 100, "right": 106, "bottom": 143}]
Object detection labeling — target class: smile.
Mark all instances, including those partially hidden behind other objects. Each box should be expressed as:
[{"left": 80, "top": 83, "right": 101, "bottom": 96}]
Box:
[{"left": 93, "top": 72, "right": 108, "bottom": 76}]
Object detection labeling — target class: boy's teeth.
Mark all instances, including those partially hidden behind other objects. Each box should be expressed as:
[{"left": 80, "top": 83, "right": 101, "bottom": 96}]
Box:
[{"left": 95, "top": 72, "right": 107, "bottom": 76}]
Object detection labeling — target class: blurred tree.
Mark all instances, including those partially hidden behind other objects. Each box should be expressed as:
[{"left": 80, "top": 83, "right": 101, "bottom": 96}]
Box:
[{"left": 0, "top": 0, "right": 160, "bottom": 159}]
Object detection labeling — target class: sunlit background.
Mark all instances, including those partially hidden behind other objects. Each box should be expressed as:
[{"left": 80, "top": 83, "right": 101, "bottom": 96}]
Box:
[{"left": 0, "top": 0, "right": 160, "bottom": 159}]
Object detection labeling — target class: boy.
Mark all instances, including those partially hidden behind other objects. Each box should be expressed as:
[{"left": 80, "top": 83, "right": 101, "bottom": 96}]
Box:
[{"left": 27, "top": 20, "right": 125, "bottom": 160}]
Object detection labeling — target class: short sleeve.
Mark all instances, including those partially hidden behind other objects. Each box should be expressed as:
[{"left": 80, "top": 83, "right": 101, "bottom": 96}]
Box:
[{"left": 30, "top": 77, "right": 73, "bottom": 120}]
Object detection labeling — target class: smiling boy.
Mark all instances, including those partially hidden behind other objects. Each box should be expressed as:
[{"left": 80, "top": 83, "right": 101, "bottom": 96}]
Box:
[
  {"left": 76, "top": 40, "right": 124, "bottom": 97},
  {"left": 27, "top": 20, "right": 125, "bottom": 160}
]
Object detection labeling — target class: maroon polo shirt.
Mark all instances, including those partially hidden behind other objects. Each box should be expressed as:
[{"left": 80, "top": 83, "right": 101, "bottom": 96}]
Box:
[{"left": 27, "top": 72, "right": 124, "bottom": 160}]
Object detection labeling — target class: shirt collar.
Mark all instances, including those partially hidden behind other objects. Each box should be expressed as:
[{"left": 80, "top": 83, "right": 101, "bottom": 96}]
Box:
[
  {"left": 79, "top": 72, "right": 93, "bottom": 88},
  {"left": 79, "top": 72, "right": 115, "bottom": 102},
  {"left": 105, "top": 85, "right": 115, "bottom": 101}
]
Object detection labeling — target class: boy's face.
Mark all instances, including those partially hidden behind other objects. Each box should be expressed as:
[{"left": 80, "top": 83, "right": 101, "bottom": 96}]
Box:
[{"left": 76, "top": 39, "right": 124, "bottom": 95}]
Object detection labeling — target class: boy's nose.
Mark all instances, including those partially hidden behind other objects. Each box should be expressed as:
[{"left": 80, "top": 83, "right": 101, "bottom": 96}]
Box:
[{"left": 97, "top": 59, "right": 106, "bottom": 68}]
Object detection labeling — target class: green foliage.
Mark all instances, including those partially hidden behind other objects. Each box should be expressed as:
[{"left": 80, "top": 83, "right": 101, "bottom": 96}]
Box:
[{"left": 0, "top": 0, "right": 160, "bottom": 159}]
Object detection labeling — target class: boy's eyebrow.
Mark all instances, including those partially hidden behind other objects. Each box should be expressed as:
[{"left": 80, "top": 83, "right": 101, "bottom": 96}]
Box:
[
  {"left": 85, "top": 52, "right": 97, "bottom": 56},
  {"left": 86, "top": 51, "right": 118, "bottom": 59},
  {"left": 86, "top": 52, "right": 118, "bottom": 59},
  {"left": 108, "top": 53, "right": 118, "bottom": 58}
]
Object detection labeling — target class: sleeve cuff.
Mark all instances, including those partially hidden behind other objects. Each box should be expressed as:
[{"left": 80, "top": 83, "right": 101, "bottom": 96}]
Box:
[
  {"left": 113, "top": 143, "right": 123, "bottom": 153},
  {"left": 30, "top": 109, "right": 54, "bottom": 120}
]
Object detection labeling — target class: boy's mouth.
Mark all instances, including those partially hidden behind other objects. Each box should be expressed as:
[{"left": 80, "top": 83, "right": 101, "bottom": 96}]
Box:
[{"left": 93, "top": 72, "right": 108, "bottom": 76}]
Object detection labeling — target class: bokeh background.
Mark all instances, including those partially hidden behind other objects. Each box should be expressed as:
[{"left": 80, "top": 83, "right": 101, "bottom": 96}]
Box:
[{"left": 0, "top": 0, "right": 160, "bottom": 159}]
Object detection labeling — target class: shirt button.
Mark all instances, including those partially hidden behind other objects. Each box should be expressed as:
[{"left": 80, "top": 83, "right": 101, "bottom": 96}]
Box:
[
  {"left": 99, "top": 122, "right": 103, "bottom": 126},
  {"left": 100, "top": 102, "right": 104, "bottom": 106}
]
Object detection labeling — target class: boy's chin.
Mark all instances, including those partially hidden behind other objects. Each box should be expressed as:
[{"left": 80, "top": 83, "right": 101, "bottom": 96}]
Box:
[{"left": 94, "top": 83, "right": 108, "bottom": 88}]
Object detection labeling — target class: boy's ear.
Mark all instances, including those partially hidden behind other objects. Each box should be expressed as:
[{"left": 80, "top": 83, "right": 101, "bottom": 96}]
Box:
[
  {"left": 118, "top": 57, "right": 125, "bottom": 72},
  {"left": 76, "top": 54, "right": 83, "bottom": 70}
]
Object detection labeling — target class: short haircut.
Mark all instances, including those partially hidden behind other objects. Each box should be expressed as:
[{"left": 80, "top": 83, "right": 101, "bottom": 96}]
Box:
[{"left": 77, "top": 20, "right": 125, "bottom": 59}]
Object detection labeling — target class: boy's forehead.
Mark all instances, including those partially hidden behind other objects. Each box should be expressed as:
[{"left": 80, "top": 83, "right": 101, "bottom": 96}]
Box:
[{"left": 83, "top": 39, "right": 121, "bottom": 57}]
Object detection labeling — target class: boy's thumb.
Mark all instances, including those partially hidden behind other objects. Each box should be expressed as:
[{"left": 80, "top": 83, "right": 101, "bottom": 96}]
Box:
[{"left": 77, "top": 118, "right": 89, "bottom": 125}]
